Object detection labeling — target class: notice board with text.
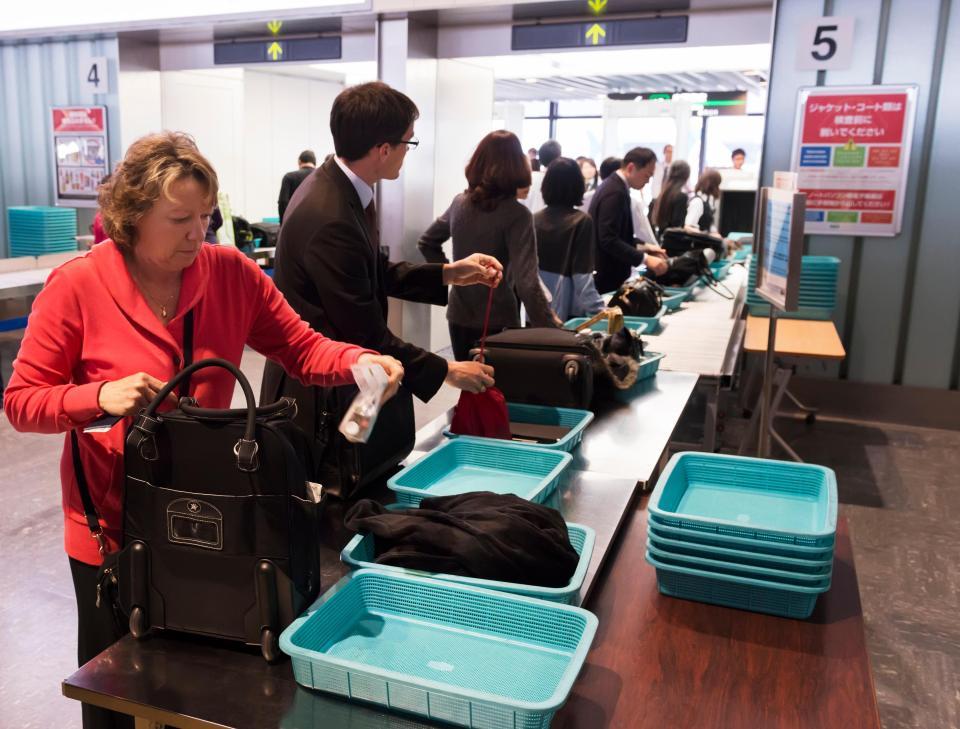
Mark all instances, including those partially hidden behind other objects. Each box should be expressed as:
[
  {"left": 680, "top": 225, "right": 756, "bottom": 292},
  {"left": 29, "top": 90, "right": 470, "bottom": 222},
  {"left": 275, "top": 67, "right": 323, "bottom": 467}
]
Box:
[{"left": 790, "top": 85, "right": 917, "bottom": 236}]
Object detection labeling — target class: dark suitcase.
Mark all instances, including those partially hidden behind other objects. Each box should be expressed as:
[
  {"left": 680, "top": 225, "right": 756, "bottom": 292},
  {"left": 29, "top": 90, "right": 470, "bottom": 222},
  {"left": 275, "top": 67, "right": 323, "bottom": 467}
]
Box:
[
  {"left": 120, "top": 358, "right": 321, "bottom": 661},
  {"left": 476, "top": 328, "right": 596, "bottom": 409}
]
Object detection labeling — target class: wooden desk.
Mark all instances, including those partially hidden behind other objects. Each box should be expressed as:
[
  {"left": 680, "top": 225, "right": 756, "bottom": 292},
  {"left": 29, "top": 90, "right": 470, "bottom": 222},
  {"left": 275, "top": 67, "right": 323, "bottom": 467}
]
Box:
[
  {"left": 745, "top": 315, "right": 846, "bottom": 360},
  {"left": 554, "top": 511, "right": 881, "bottom": 729}
]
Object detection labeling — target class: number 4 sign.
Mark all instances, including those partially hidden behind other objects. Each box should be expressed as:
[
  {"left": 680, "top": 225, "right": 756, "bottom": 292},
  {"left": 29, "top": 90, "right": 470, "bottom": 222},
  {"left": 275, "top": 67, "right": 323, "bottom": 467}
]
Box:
[
  {"left": 81, "top": 56, "right": 110, "bottom": 94},
  {"left": 796, "top": 17, "right": 855, "bottom": 71}
]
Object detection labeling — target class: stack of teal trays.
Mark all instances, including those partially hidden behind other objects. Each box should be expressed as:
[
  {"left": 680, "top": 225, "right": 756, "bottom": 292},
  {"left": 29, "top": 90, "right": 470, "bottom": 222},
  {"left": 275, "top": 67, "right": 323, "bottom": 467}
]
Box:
[
  {"left": 646, "top": 452, "right": 838, "bottom": 619},
  {"left": 747, "top": 255, "right": 839, "bottom": 319},
  {"left": 7, "top": 206, "right": 78, "bottom": 257}
]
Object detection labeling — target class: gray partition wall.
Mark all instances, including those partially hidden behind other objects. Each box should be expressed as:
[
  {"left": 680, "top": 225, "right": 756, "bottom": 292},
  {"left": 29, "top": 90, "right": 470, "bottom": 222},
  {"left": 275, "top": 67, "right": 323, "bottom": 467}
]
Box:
[{"left": 762, "top": 0, "right": 959, "bottom": 390}]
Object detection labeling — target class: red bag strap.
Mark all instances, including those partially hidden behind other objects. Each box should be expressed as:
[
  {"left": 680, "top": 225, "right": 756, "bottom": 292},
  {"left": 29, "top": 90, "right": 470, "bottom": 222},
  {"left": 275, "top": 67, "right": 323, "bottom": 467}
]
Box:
[{"left": 478, "top": 284, "right": 495, "bottom": 359}]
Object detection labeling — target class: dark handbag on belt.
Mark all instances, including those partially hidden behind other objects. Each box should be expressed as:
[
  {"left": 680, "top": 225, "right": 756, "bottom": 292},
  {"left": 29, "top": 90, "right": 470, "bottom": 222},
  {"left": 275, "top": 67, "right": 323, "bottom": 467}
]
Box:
[
  {"left": 660, "top": 227, "right": 724, "bottom": 257},
  {"left": 608, "top": 278, "right": 663, "bottom": 317},
  {"left": 654, "top": 249, "right": 710, "bottom": 288}
]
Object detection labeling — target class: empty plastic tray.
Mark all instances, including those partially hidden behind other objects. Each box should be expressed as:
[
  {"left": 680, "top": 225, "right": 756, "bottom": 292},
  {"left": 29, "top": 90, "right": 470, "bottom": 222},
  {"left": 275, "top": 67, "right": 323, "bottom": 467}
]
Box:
[
  {"left": 649, "top": 453, "right": 838, "bottom": 547},
  {"left": 647, "top": 551, "right": 826, "bottom": 619},
  {"left": 648, "top": 519, "right": 835, "bottom": 559},
  {"left": 341, "top": 522, "right": 596, "bottom": 605},
  {"left": 388, "top": 439, "right": 572, "bottom": 507},
  {"left": 648, "top": 527, "right": 833, "bottom": 571},
  {"left": 646, "top": 541, "right": 832, "bottom": 584},
  {"left": 443, "top": 403, "right": 594, "bottom": 452},
  {"left": 661, "top": 290, "right": 687, "bottom": 312},
  {"left": 280, "top": 569, "right": 598, "bottom": 729}
]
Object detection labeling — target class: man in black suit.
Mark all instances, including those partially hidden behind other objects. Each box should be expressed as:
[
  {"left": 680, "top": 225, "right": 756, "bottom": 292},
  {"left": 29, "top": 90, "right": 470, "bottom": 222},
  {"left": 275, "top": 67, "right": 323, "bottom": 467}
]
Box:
[
  {"left": 277, "top": 149, "right": 316, "bottom": 222},
  {"left": 589, "top": 147, "right": 669, "bottom": 294},
  {"left": 262, "top": 81, "right": 501, "bottom": 497}
]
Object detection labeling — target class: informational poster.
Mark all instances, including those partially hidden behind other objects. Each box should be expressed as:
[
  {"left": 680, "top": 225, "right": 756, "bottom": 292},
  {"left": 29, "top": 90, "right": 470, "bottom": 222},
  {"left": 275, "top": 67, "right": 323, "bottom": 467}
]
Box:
[
  {"left": 51, "top": 106, "right": 109, "bottom": 207},
  {"left": 754, "top": 186, "right": 805, "bottom": 311},
  {"left": 791, "top": 85, "right": 917, "bottom": 236}
]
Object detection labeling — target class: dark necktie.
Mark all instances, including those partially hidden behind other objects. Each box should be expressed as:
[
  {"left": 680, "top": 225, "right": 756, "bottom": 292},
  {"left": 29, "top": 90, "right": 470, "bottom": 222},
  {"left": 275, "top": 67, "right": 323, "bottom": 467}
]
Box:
[{"left": 363, "top": 200, "right": 380, "bottom": 248}]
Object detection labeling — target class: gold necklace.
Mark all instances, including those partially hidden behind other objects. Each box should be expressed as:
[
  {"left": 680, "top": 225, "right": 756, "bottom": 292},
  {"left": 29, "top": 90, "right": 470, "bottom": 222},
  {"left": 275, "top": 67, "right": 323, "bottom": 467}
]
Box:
[{"left": 130, "top": 269, "right": 179, "bottom": 320}]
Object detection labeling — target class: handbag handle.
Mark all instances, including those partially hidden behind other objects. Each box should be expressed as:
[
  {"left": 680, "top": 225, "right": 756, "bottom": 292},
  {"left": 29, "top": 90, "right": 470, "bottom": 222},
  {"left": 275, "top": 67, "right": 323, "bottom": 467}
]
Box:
[
  {"left": 127, "top": 357, "right": 261, "bottom": 472},
  {"left": 178, "top": 396, "right": 296, "bottom": 422}
]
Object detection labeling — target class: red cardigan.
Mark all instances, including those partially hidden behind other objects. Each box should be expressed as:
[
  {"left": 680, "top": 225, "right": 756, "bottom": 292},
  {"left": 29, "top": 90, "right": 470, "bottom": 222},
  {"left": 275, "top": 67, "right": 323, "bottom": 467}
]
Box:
[{"left": 4, "top": 241, "right": 371, "bottom": 565}]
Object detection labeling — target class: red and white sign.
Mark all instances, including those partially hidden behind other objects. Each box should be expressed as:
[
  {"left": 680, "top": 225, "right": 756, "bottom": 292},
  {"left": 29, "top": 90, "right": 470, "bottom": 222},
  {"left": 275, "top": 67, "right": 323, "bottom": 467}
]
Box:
[
  {"left": 51, "top": 106, "right": 109, "bottom": 206},
  {"left": 791, "top": 86, "right": 917, "bottom": 237},
  {"left": 52, "top": 107, "right": 106, "bottom": 134}
]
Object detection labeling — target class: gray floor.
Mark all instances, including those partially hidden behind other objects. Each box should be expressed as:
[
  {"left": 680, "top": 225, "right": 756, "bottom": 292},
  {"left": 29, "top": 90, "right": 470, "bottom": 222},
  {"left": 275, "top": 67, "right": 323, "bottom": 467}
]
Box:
[{"left": 0, "top": 345, "right": 957, "bottom": 729}]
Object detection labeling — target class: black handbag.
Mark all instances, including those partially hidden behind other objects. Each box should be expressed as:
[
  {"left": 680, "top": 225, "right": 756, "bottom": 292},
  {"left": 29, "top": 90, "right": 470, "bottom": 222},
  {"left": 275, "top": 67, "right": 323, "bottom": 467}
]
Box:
[
  {"left": 118, "top": 358, "right": 321, "bottom": 661},
  {"left": 660, "top": 227, "right": 724, "bottom": 257},
  {"left": 608, "top": 279, "right": 663, "bottom": 317},
  {"left": 654, "top": 249, "right": 710, "bottom": 288}
]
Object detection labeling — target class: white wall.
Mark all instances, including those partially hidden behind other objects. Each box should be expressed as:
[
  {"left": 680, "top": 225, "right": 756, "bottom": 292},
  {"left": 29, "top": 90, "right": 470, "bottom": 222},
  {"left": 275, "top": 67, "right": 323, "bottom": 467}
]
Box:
[{"left": 241, "top": 70, "right": 341, "bottom": 222}]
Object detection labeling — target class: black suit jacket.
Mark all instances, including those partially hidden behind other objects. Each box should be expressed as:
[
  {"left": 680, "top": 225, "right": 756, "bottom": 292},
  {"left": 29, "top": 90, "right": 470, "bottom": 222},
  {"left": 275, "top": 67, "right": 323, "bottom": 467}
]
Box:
[
  {"left": 277, "top": 167, "right": 313, "bottom": 222},
  {"left": 588, "top": 173, "right": 646, "bottom": 294}
]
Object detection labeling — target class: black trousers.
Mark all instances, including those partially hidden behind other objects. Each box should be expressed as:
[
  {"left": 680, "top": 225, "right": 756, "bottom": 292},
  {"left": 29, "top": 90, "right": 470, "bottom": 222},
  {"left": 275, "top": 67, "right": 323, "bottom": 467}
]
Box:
[
  {"left": 448, "top": 323, "right": 486, "bottom": 362},
  {"left": 69, "top": 558, "right": 134, "bottom": 729}
]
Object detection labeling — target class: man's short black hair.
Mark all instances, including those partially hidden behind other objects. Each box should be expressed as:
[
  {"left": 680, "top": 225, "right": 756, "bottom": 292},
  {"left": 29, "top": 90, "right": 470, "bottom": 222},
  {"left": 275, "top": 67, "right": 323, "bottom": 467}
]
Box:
[
  {"left": 538, "top": 140, "right": 562, "bottom": 167},
  {"left": 731, "top": 148, "right": 746, "bottom": 158},
  {"left": 298, "top": 149, "right": 316, "bottom": 165},
  {"left": 599, "top": 157, "right": 622, "bottom": 180},
  {"left": 622, "top": 147, "right": 657, "bottom": 170},
  {"left": 541, "top": 157, "right": 585, "bottom": 208},
  {"left": 330, "top": 82, "right": 419, "bottom": 161}
]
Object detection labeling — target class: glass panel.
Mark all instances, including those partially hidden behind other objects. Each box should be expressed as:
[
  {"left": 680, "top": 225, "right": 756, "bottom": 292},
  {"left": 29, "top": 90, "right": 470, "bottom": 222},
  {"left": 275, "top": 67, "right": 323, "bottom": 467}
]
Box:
[
  {"left": 554, "top": 118, "right": 604, "bottom": 164},
  {"left": 521, "top": 118, "right": 551, "bottom": 155},
  {"left": 615, "top": 117, "right": 677, "bottom": 156},
  {"left": 556, "top": 99, "right": 604, "bottom": 117},
  {"left": 522, "top": 100, "right": 551, "bottom": 117},
  {"left": 703, "top": 115, "right": 766, "bottom": 172}
]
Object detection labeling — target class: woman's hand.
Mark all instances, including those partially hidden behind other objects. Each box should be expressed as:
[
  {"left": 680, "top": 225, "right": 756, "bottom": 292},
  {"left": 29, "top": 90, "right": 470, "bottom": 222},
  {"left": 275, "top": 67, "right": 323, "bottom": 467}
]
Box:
[
  {"left": 357, "top": 354, "right": 405, "bottom": 402},
  {"left": 97, "top": 373, "right": 176, "bottom": 417},
  {"left": 442, "top": 254, "right": 504, "bottom": 288}
]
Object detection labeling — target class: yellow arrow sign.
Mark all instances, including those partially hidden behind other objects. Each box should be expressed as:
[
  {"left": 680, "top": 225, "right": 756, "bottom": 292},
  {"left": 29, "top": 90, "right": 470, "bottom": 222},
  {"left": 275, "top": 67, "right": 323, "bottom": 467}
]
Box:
[
  {"left": 588, "top": 0, "right": 608, "bottom": 13},
  {"left": 585, "top": 23, "right": 606, "bottom": 45},
  {"left": 267, "top": 20, "right": 283, "bottom": 35},
  {"left": 267, "top": 41, "right": 283, "bottom": 61}
]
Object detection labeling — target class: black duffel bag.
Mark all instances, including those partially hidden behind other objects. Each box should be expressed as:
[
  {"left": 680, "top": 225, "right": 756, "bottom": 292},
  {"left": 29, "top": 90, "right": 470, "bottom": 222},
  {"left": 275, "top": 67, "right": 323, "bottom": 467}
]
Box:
[
  {"left": 118, "top": 358, "right": 321, "bottom": 661},
  {"left": 608, "top": 278, "right": 662, "bottom": 317},
  {"left": 660, "top": 227, "right": 724, "bottom": 258}
]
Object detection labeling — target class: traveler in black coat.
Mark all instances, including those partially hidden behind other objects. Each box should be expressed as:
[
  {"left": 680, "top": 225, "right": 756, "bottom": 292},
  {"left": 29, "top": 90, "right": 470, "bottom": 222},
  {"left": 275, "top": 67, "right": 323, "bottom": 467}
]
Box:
[
  {"left": 650, "top": 159, "right": 692, "bottom": 240},
  {"left": 588, "top": 147, "right": 668, "bottom": 294},
  {"left": 262, "top": 82, "right": 502, "bottom": 497},
  {"left": 277, "top": 149, "right": 316, "bottom": 222}
]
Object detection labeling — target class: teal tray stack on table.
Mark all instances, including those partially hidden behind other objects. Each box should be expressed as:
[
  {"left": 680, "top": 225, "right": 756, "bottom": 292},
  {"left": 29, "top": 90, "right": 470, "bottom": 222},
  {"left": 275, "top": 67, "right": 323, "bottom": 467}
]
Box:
[
  {"left": 280, "top": 569, "right": 598, "bottom": 729},
  {"left": 646, "top": 452, "right": 838, "bottom": 619},
  {"left": 7, "top": 206, "right": 78, "bottom": 256},
  {"left": 747, "top": 255, "right": 840, "bottom": 319},
  {"left": 341, "top": 522, "right": 596, "bottom": 605},
  {"left": 443, "top": 402, "right": 594, "bottom": 452},
  {"left": 388, "top": 438, "right": 572, "bottom": 507}
]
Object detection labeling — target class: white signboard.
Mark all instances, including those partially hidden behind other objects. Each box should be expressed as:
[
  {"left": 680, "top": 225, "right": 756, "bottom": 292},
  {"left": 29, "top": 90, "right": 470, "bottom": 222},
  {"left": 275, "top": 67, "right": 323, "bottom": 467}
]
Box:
[
  {"left": 790, "top": 85, "right": 917, "bottom": 236},
  {"left": 754, "top": 186, "right": 805, "bottom": 312},
  {"left": 81, "top": 56, "right": 110, "bottom": 94},
  {"left": 796, "top": 18, "right": 855, "bottom": 71}
]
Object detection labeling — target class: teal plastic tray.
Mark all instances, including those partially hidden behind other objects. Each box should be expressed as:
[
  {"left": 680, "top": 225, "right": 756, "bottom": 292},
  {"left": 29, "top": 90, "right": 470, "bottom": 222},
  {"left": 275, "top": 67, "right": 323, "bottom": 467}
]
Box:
[
  {"left": 341, "top": 522, "right": 595, "bottom": 605},
  {"left": 649, "top": 453, "right": 838, "bottom": 547},
  {"left": 648, "top": 552, "right": 825, "bottom": 620},
  {"left": 662, "top": 284, "right": 696, "bottom": 299},
  {"left": 388, "top": 439, "right": 572, "bottom": 507},
  {"left": 280, "top": 569, "right": 598, "bottom": 729},
  {"left": 563, "top": 317, "right": 649, "bottom": 336},
  {"left": 443, "top": 403, "right": 594, "bottom": 452},
  {"left": 647, "top": 512, "right": 833, "bottom": 563},
  {"left": 646, "top": 541, "right": 832, "bottom": 585},
  {"left": 661, "top": 290, "right": 687, "bottom": 312}
]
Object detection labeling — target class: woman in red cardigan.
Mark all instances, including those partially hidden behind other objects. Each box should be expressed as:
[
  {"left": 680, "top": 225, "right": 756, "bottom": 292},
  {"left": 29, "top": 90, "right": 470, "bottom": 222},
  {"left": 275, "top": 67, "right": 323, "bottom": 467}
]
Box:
[{"left": 3, "top": 132, "right": 403, "bottom": 729}]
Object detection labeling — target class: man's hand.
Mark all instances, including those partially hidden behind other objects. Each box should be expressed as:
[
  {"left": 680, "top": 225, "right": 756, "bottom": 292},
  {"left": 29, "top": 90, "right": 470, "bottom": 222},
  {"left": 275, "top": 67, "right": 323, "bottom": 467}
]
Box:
[
  {"left": 445, "top": 360, "right": 495, "bottom": 393},
  {"left": 442, "top": 253, "right": 504, "bottom": 288},
  {"left": 644, "top": 253, "right": 669, "bottom": 276},
  {"left": 357, "top": 353, "right": 405, "bottom": 402},
  {"left": 643, "top": 242, "right": 667, "bottom": 258},
  {"left": 97, "top": 373, "right": 177, "bottom": 416}
]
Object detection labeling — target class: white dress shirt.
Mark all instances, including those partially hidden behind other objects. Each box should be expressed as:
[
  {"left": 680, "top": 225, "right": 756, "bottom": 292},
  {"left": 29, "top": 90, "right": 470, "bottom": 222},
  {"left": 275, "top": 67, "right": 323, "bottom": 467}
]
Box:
[{"left": 334, "top": 156, "right": 374, "bottom": 209}]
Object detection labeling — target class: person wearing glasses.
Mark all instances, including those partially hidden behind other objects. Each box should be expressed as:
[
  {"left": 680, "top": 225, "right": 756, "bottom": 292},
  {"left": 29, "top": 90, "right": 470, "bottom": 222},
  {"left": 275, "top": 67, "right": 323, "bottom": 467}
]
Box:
[{"left": 262, "top": 81, "right": 502, "bottom": 499}]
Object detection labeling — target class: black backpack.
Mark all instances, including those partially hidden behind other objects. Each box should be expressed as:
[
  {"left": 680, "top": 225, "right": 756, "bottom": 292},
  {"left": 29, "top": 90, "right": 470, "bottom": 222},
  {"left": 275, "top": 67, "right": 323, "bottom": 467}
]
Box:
[
  {"left": 118, "top": 359, "right": 321, "bottom": 661},
  {"left": 608, "top": 278, "right": 663, "bottom": 317}
]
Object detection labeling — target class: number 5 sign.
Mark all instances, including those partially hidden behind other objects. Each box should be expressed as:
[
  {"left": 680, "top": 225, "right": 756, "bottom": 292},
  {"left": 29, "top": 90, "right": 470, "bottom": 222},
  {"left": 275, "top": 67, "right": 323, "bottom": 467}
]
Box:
[
  {"left": 81, "top": 56, "right": 110, "bottom": 94},
  {"left": 796, "top": 17, "right": 855, "bottom": 71}
]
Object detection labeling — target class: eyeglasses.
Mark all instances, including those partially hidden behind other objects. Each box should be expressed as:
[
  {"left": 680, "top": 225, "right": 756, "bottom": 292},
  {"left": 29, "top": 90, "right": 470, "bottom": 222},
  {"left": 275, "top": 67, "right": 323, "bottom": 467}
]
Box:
[{"left": 384, "top": 137, "right": 419, "bottom": 150}]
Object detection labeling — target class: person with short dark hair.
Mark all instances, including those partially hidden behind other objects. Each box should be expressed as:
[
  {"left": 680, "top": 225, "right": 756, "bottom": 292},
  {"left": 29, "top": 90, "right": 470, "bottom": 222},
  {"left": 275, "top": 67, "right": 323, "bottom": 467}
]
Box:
[
  {"left": 599, "top": 157, "right": 622, "bottom": 181},
  {"left": 536, "top": 158, "right": 604, "bottom": 321},
  {"left": 277, "top": 149, "right": 317, "bottom": 222},
  {"left": 263, "top": 82, "right": 502, "bottom": 497},
  {"left": 419, "top": 130, "right": 559, "bottom": 360},
  {"left": 523, "top": 139, "right": 562, "bottom": 213},
  {"left": 651, "top": 159, "right": 692, "bottom": 238},
  {"left": 731, "top": 148, "right": 746, "bottom": 170},
  {"left": 588, "top": 146, "right": 668, "bottom": 292}
]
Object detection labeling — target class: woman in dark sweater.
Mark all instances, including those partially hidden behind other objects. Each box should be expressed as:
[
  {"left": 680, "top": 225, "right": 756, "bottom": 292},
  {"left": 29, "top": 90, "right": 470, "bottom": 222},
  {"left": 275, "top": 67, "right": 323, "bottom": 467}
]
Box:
[
  {"left": 650, "top": 159, "right": 691, "bottom": 240},
  {"left": 535, "top": 158, "right": 604, "bottom": 321},
  {"left": 418, "top": 130, "right": 558, "bottom": 361}
]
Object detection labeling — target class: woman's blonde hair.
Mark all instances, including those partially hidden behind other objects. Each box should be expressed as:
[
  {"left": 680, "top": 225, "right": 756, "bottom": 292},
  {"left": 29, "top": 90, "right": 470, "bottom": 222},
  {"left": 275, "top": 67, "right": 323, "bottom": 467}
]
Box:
[{"left": 98, "top": 131, "right": 219, "bottom": 248}]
